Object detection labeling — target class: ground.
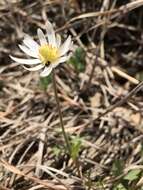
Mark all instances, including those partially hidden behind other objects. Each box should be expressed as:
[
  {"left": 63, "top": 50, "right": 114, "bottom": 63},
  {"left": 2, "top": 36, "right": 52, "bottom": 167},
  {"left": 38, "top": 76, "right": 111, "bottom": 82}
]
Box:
[{"left": 0, "top": 0, "right": 143, "bottom": 190}]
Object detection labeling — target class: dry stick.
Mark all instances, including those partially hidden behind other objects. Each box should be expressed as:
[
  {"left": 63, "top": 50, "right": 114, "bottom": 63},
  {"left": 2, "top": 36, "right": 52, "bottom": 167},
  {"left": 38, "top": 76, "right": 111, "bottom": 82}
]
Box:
[
  {"left": 95, "top": 81, "right": 143, "bottom": 122},
  {"left": 111, "top": 66, "right": 139, "bottom": 85},
  {"left": 85, "top": 47, "right": 100, "bottom": 90},
  {"left": 0, "top": 186, "right": 10, "bottom": 190},
  {"left": 35, "top": 113, "right": 54, "bottom": 177},
  {"left": 68, "top": 0, "right": 143, "bottom": 23},
  {"left": 86, "top": 0, "right": 110, "bottom": 89},
  {"left": 35, "top": 127, "right": 46, "bottom": 177},
  {"left": 52, "top": 69, "right": 71, "bottom": 154},
  {"left": 65, "top": 0, "right": 143, "bottom": 43},
  {"left": 85, "top": 31, "right": 105, "bottom": 90},
  {"left": 0, "top": 159, "right": 67, "bottom": 190}
]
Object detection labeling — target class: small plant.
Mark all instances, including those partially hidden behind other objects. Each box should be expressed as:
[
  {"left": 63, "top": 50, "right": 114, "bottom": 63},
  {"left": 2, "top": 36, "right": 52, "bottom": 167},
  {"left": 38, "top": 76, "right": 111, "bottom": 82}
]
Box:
[
  {"left": 112, "top": 159, "right": 124, "bottom": 177},
  {"left": 68, "top": 47, "right": 86, "bottom": 72},
  {"left": 113, "top": 183, "right": 127, "bottom": 190},
  {"left": 124, "top": 169, "right": 141, "bottom": 182},
  {"left": 52, "top": 146, "right": 61, "bottom": 157},
  {"left": 10, "top": 19, "right": 86, "bottom": 182},
  {"left": 70, "top": 136, "right": 82, "bottom": 161},
  {"left": 112, "top": 160, "right": 142, "bottom": 190},
  {"left": 10, "top": 20, "right": 72, "bottom": 153},
  {"left": 39, "top": 75, "right": 51, "bottom": 90}
]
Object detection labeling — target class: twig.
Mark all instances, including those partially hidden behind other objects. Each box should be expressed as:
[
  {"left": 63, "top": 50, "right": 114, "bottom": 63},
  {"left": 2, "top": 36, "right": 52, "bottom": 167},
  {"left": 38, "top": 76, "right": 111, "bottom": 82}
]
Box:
[
  {"left": 68, "top": 0, "right": 143, "bottom": 23},
  {"left": 35, "top": 113, "right": 53, "bottom": 177},
  {"left": 0, "top": 186, "right": 10, "bottom": 190},
  {"left": 111, "top": 66, "right": 139, "bottom": 85},
  {"left": 0, "top": 159, "right": 67, "bottom": 190},
  {"left": 85, "top": 47, "right": 100, "bottom": 89},
  {"left": 95, "top": 81, "right": 143, "bottom": 121}
]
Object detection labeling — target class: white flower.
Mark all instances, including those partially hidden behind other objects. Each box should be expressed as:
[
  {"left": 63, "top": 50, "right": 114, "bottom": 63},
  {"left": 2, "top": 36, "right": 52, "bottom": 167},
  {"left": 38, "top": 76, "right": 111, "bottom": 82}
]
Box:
[{"left": 10, "top": 21, "right": 72, "bottom": 77}]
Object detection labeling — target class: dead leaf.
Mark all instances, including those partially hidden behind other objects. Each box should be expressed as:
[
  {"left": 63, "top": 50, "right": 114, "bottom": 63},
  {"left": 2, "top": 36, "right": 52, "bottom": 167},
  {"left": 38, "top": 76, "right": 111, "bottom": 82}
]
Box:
[
  {"left": 90, "top": 92, "right": 102, "bottom": 108},
  {"left": 130, "top": 113, "right": 141, "bottom": 126}
]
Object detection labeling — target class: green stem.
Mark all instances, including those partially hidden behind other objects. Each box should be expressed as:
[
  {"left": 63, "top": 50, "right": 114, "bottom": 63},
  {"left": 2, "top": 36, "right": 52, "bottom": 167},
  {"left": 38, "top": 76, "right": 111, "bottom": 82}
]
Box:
[
  {"left": 52, "top": 69, "right": 82, "bottom": 179},
  {"left": 52, "top": 69, "right": 71, "bottom": 155}
]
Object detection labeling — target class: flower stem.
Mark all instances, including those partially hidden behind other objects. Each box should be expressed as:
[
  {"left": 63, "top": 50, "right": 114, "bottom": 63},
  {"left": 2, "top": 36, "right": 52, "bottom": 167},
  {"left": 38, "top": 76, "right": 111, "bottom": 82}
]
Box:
[
  {"left": 52, "top": 69, "right": 82, "bottom": 179},
  {"left": 52, "top": 69, "right": 71, "bottom": 154}
]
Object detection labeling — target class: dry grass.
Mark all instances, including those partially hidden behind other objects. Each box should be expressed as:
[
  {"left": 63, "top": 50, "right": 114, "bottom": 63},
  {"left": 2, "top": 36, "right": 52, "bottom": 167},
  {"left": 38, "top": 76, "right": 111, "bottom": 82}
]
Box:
[{"left": 1, "top": 0, "right": 143, "bottom": 189}]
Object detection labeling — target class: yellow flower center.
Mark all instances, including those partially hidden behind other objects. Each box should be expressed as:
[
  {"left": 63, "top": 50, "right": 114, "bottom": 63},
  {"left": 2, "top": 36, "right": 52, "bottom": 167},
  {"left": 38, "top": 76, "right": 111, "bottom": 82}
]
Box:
[{"left": 39, "top": 45, "right": 59, "bottom": 64}]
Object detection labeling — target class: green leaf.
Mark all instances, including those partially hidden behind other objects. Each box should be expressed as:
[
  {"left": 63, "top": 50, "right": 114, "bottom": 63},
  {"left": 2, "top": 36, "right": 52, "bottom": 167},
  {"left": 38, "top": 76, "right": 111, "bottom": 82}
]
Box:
[
  {"left": 113, "top": 183, "right": 127, "bottom": 190},
  {"left": 39, "top": 75, "right": 51, "bottom": 90},
  {"left": 112, "top": 159, "right": 124, "bottom": 176},
  {"left": 124, "top": 169, "right": 141, "bottom": 181},
  {"left": 68, "top": 47, "right": 86, "bottom": 72},
  {"left": 52, "top": 146, "right": 61, "bottom": 157},
  {"left": 70, "top": 136, "right": 82, "bottom": 160}
]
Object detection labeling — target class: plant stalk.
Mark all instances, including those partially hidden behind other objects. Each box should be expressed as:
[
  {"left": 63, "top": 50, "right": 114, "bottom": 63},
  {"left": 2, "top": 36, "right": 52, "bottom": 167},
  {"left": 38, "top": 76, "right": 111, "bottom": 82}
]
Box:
[
  {"left": 52, "top": 69, "right": 82, "bottom": 178},
  {"left": 52, "top": 69, "right": 71, "bottom": 154}
]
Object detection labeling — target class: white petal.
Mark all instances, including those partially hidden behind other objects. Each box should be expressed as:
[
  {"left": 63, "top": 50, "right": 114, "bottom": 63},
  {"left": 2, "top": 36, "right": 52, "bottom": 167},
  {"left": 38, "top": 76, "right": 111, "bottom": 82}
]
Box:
[
  {"left": 19, "top": 45, "right": 38, "bottom": 58},
  {"left": 23, "top": 64, "right": 44, "bottom": 71},
  {"left": 23, "top": 35, "right": 39, "bottom": 52},
  {"left": 59, "top": 36, "right": 71, "bottom": 56},
  {"left": 37, "top": 29, "right": 47, "bottom": 45},
  {"left": 52, "top": 56, "right": 69, "bottom": 68},
  {"left": 56, "top": 34, "right": 61, "bottom": 48},
  {"left": 40, "top": 66, "right": 53, "bottom": 77},
  {"left": 46, "top": 20, "right": 56, "bottom": 47},
  {"left": 10, "top": 56, "right": 41, "bottom": 65}
]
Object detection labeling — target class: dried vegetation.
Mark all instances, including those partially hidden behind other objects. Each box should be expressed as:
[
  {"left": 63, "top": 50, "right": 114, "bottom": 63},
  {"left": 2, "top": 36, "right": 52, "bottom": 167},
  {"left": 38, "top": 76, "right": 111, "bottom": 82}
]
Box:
[{"left": 0, "top": 0, "right": 143, "bottom": 189}]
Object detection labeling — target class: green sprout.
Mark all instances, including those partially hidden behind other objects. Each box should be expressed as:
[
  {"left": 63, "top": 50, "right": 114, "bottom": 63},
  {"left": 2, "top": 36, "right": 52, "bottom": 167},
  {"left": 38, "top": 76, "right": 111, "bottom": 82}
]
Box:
[{"left": 68, "top": 47, "right": 86, "bottom": 72}]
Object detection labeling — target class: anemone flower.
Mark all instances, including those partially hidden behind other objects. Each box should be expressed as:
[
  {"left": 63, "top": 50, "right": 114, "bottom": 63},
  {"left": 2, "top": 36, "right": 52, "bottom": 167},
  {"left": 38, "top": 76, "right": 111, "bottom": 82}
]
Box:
[{"left": 10, "top": 21, "right": 72, "bottom": 77}]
